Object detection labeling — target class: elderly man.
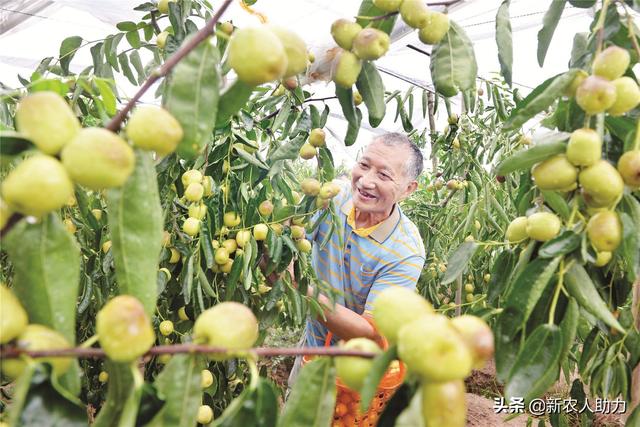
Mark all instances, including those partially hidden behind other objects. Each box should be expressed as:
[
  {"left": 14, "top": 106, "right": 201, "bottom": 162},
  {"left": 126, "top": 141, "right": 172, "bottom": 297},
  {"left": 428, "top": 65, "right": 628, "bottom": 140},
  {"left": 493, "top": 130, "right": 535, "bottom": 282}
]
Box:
[{"left": 288, "top": 132, "right": 426, "bottom": 387}]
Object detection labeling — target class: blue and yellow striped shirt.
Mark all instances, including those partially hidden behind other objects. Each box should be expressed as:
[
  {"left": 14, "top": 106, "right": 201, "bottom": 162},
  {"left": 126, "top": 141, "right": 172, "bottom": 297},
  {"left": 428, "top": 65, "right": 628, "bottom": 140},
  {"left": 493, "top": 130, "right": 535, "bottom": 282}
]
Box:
[{"left": 305, "top": 182, "right": 426, "bottom": 347}]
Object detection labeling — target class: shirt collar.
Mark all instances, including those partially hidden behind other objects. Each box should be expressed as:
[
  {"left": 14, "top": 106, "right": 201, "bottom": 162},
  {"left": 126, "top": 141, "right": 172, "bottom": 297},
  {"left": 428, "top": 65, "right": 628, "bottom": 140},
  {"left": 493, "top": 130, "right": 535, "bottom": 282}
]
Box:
[{"left": 341, "top": 198, "right": 401, "bottom": 243}]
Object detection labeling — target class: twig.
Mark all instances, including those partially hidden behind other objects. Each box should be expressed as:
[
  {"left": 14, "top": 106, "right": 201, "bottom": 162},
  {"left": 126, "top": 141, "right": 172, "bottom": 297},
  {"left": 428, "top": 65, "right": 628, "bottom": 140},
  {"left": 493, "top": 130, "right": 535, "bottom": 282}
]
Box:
[
  {"left": 0, "top": 344, "right": 379, "bottom": 360},
  {"left": 105, "top": 0, "right": 234, "bottom": 132}
]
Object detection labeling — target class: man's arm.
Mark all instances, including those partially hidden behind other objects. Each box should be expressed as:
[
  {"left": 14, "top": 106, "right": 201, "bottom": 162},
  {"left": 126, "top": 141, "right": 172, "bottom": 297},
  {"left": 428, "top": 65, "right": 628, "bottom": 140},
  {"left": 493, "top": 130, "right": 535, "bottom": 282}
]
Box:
[{"left": 306, "top": 285, "right": 381, "bottom": 342}]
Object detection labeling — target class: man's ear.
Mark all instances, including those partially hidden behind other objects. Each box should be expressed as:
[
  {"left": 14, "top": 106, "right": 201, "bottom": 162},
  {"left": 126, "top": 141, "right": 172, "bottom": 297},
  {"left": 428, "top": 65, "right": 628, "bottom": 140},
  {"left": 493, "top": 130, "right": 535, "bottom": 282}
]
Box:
[{"left": 400, "top": 180, "right": 418, "bottom": 200}]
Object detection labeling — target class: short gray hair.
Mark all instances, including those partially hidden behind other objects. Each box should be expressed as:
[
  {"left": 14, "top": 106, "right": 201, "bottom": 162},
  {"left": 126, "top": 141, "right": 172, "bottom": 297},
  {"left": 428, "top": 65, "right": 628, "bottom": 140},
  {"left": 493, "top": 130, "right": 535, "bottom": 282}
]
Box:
[{"left": 372, "top": 133, "right": 424, "bottom": 181}]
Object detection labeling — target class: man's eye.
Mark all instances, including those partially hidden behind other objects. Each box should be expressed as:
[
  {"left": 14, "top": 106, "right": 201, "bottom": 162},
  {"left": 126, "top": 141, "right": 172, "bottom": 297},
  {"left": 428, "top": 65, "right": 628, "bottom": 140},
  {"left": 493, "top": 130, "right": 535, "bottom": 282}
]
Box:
[
  {"left": 379, "top": 173, "right": 390, "bottom": 180},
  {"left": 359, "top": 162, "right": 369, "bottom": 169}
]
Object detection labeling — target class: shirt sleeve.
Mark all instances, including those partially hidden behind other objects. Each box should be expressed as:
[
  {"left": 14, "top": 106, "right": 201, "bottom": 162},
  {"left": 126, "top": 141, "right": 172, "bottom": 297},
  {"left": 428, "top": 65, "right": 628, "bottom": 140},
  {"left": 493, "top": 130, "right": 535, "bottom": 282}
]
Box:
[{"left": 363, "top": 254, "right": 426, "bottom": 316}]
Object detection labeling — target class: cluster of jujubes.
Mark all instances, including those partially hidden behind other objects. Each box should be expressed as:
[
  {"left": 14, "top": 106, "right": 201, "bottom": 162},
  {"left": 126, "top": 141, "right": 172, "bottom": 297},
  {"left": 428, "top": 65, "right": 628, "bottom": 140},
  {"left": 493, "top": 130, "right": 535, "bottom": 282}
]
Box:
[{"left": 334, "top": 287, "right": 493, "bottom": 427}]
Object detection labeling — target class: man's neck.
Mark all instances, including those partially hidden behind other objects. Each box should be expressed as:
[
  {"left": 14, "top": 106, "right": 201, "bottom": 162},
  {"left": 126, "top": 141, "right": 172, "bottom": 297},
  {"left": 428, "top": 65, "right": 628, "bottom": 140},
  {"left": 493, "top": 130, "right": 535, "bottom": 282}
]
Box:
[{"left": 354, "top": 204, "right": 394, "bottom": 229}]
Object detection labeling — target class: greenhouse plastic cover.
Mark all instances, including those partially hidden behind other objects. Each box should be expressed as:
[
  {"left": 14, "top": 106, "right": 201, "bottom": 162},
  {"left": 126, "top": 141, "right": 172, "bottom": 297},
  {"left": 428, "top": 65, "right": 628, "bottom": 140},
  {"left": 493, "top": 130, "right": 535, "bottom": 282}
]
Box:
[{"left": 0, "top": 0, "right": 636, "bottom": 166}]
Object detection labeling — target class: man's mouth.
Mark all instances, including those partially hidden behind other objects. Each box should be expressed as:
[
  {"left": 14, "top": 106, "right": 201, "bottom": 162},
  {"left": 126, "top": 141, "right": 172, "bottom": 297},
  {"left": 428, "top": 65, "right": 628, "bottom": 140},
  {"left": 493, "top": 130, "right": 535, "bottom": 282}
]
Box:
[{"left": 357, "top": 188, "right": 377, "bottom": 201}]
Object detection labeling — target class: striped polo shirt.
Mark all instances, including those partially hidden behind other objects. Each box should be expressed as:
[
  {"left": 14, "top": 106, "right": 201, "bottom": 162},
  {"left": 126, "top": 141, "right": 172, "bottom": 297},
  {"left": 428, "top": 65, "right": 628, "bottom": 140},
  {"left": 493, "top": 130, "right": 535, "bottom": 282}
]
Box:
[{"left": 305, "top": 182, "right": 426, "bottom": 347}]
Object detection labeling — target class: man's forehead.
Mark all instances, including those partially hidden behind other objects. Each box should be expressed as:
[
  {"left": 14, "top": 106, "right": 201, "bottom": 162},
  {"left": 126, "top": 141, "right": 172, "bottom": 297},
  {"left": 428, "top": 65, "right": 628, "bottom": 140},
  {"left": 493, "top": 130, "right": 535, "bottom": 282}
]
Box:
[{"left": 361, "top": 142, "right": 407, "bottom": 168}]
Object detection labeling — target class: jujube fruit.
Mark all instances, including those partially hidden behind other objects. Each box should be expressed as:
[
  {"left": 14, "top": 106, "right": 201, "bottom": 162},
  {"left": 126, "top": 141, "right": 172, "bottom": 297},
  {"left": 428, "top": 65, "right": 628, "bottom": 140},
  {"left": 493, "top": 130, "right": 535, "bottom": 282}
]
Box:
[
  {"left": 2, "top": 155, "right": 74, "bottom": 218},
  {"left": 418, "top": 11, "right": 450, "bottom": 45},
  {"left": 352, "top": 28, "right": 390, "bottom": 60},
  {"left": 607, "top": 76, "right": 640, "bottom": 116},
  {"left": 373, "top": 0, "right": 403, "bottom": 12},
  {"left": 330, "top": 19, "right": 362, "bottom": 50},
  {"left": 372, "top": 287, "right": 434, "bottom": 345},
  {"left": 182, "top": 169, "right": 203, "bottom": 186},
  {"left": 126, "top": 106, "right": 183, "bottom": 156},
  {"left": 268, "top": 26, "right": 308, "bottom": 77},
  {"left": 397, "top": 314, "right": 472, "bottom": 382},
  {"left": 1, "top": 325, "right": 72, "bottom": 379},
  {"left": 526, "top": 212, "right": 561, "bottom": 242},
  {"left": 61, "top": 128, "right": 135, "bottom": 190},
  {"left": 421, "top": 380, "right": 466, "bottom": 427},
  {"left": 96, "top": 295, "right": 155, "bottom": 362},
  {"left": 451, "top": 315, "right": 494, "bottom": 369},
  {"left": 299, "top": 142, "right": 317, "bottom": 160},
  {"left": 592, "top": 45, "right": 630, "bottom": 80},
  {"left": 579, "top": 160, "right": 624, "bottom": 207},
  {"left": 227, "top": 26, "right": 287, "bottom": 86},
  {"left": 182, "top": 218, "right": 200, "bottom": 236},
  {"left": 159, "top": 320, "right": 174, "bottom": 336},
  {"left": 15, "top": 91, "right": 80, "bottom": 155},
  {"left": 188, "top": 203, "right": 207, "bottom": 220},
  {"left": 301, "top": 178, "right": 322, "bottom": 196},
  {"left": 309, "top": 128, "right": 326, "bottom": 147},
  {"left": 335, "top": 338, "right": 381, "bottom": 390},
  {"left": 594, "top": 251, "right": 612, "bottom": 267},
  {"left": 400, "top": 0, "right": 430, "bottom": 28},
  {"left": 296, "top": 238, "right": 312, "bottom": 253},
  {"left": 566, "top": 128, "right": 601, "bottom": 166},
  {"left": 332, "top": 50, "right": 362, "bottom": 88},
  {"left": 196, "top": 405, "right": 214, "bottom": 424},
  {"left": 617, "top": 150, "right": 640, "bottom": 188},
  {"left": 586, "top": 211, "right": 622, "bottom": 252},
  {"left": 0, "top": 284, "right": 28, "bottom": 344},
  {"left": 576, "top": 75, "right": 617, "bottom": 115},
  {"left": 223, "top": 211, "right": 241, "bottom": 227},
  {"left": 253, "top": 223, "right": 268, "bottom": 241},
  {"left": 193, "top": 302, "right": 258, "bottom": 354},
  {"left": 531, "top": 155, "right": 577, "bottom": 190}
]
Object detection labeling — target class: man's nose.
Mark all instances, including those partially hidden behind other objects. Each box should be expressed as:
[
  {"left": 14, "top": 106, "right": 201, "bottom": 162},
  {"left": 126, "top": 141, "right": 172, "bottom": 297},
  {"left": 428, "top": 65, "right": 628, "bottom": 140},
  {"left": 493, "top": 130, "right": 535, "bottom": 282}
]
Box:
[{"left": 359, "top": 171, "right": 376, "bottom": 188}]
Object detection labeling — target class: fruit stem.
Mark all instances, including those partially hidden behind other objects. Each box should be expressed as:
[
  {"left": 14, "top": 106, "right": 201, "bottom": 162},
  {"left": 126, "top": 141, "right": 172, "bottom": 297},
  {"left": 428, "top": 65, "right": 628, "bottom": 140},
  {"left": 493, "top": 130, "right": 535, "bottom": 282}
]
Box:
[
  {"left": 79, "top": 334, "right": 99, "bottom": 348},
  {"left": 548, "top": 258, "right": 565, "bottom": 325},
  {"left": 105, "top": 0, "right": 234, "bottom": 133},
  {"left": 623, "top": 2, "right": 640, "bottom": 60},
  {"left": 593, "top": 0, "right": 611, "bottom": 57},
  {"left": 634, "top": 119, "right": 640, "bottom": 151}
]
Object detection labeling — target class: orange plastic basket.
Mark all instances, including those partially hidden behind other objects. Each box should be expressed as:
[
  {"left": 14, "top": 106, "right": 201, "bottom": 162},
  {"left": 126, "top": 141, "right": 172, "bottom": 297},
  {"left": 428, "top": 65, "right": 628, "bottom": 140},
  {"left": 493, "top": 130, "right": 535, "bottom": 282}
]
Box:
[{"left": 302, "top": 324, "right": 406, "bottom": 427}]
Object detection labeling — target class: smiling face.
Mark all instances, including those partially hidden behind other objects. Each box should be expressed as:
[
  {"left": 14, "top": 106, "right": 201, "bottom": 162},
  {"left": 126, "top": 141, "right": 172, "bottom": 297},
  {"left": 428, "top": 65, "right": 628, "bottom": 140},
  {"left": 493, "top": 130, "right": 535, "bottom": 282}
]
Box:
[{"left": 351, "top": 139, "right": 418, "bottom": 217}]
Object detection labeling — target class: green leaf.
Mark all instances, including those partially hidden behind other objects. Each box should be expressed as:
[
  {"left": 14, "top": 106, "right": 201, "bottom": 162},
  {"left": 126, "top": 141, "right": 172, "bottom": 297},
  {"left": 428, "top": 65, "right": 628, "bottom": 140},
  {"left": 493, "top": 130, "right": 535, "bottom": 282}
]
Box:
[
  {"left": 360, "top": 346, "right": 398, "bottom": 412},
  {"left": 106, "top": 150, "right": 163, "bottom": 316},
  {"left": 504, "top": 70, "right": 578, "bottom": 131},
  {"left": 564, "top": 263, "right": 624, "bottom": 333},
  {"left": 129, "top": 51, "right": 146, "bottom": 84},
  {"left": 559, "top": 297, "right": 579, "bottom": 364},
  {"left": 505, "top": 324, "right": 562, "bottom": 402},
  {"left": 277, "top": 358, "right": 336, "bottom": 427},
  {"left": 487, "top": 250, "right": 516, "bottom": 305},
  {"left": 356, "top": 61, "right": 385, "bottom": 127},
  {"left": 118, "top": 53, "right": 138, "bottom": 86},
  {"left": 271, "top": 98, "right": 292, "bottom": 132},
  {"left": 93, "top": 362, "right": 142, "bottom": 427},
  {"left": 495, "top": 1, "right": 513, "bottom": 86},
  {"left": 9, "top": 367, "right": 86, "bottom": 426},
  {"left": 569, "top": 32, "right": 589, "bottom": 68},
  {"left": 215, "top": 80, "right": 254, "bottom": 128},
  {"left": 145, "top": 355, "right": 204, "bottom": 426},
  {"left": 336, "top": 85, "right": 357, "bottom": 125},
  {"left": 494, "top": 140, "right": 567, "bottom": 176},
  {"left": 116, "top": 21, "right": 138, "bottom": 31},
  {"left": 59, "top": 36, "right": 83, "bottom": 75},
  {"left": 212, "top": 379, "right": 279, "bottom": 427},
  {"left": 538, "top": 231, "right": 581, "bottom": 258},
  {"left": 537, "top": 0, "right": 567, "bottom": 66},
  {"left": 164, "top": 36, "right": 220, "bottom": 160},
  {"left": 442, "top": 242, "right": 478, "bottom": 285},
  {"left": 541, "top": 191, "right": 571, "bottom": 220},
  {"left": 126, "top": 30, "right": 141, "bottom": 49},
  {"left": 0, "top": 131, "right": 34, "bottom": 156},
  {"left": 267, "top": 134, "right": 306, "bottom": 163},
  {"left": 619, "top": 194, "right": 640, "bottom": 280},
  {"left": 344, "top": 108, "right": 362, "bottom": 147},
  {"left": 4, "top": 215, "right": 79, "bottom": 345},
  {"left": 430, "top": 21, "right": 477, "bottom": 97},
  {"left": 355, "top": 0, "right": 398, "bottom": 34},
  {"left": 504, "top": 257, "right": 561, "bottom": 337},
  {"left": 95, "top": 79, "right": 117, "bottom": 116},
  {"left": 495, "top": 308, "right": 523, "bottom": 382},
  {"left": 394, "top": 388, "right": 424, "bottom": 427}
]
